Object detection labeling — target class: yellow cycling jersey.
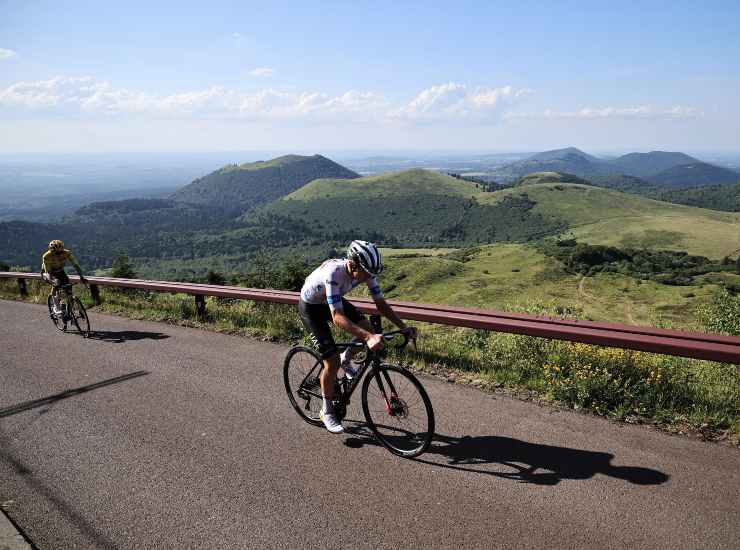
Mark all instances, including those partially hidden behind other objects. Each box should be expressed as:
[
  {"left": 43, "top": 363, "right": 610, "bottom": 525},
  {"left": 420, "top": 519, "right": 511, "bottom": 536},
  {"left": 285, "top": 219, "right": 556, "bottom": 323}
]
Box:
[{"left": 42, "top": 249, "right": 81, "bottom": 273}]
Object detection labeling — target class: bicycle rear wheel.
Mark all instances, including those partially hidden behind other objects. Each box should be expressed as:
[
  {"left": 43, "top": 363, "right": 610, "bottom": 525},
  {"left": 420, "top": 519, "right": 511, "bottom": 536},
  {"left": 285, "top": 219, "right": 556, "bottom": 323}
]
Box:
[
  {"left": 362, "top": 364, "right": 435, "bottom": 458},
  {"left": 70, "top": 297, "right": 90, "bottom": 337},
  {"left": 47, "top": 294, "right": 66, "bottom": 332},
  {"left": 284, "top": 346, "right": 324, "bottom": 426}
]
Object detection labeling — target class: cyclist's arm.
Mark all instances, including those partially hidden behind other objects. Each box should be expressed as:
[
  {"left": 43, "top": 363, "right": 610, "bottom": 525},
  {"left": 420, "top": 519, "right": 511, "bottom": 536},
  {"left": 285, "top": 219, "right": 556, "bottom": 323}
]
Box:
[
  {"left": 372, "top": 296, "right": 409, "bottom": 332},
  {"left": 331, "top": 309, "right": 373, "bottom": 341},
  {"left": 66, "top": 251, "right": 87, "bottom": 282},
  {"left": 66, "top": 251, "right": 83, "bottom": 274},
  {"left": 325, "top": 275, "right": 373, "bottom": 342}
]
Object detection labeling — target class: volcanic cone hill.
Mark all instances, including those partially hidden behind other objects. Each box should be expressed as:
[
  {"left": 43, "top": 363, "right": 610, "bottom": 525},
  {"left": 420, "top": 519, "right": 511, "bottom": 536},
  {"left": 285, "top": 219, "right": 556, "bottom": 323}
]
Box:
[{"left": 172, "top": 154, "right": 359, "bottom": 215}]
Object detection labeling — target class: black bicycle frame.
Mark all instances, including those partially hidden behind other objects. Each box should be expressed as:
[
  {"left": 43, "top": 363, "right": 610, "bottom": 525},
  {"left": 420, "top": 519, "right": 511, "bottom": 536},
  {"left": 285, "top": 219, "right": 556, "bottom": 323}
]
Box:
[{"left": 298, "top": 330, "right": 407, "bottom": 413}]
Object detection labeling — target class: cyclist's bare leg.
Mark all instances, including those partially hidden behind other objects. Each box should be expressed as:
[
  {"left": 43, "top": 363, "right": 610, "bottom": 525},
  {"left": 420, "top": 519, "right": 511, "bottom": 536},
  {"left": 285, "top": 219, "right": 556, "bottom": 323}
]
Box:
[
  {"left": 48, "top": 282, "right": 60, "bottom": 308},
  {"left": 319, "top": 353, "right": 341, "bottom": 409}
]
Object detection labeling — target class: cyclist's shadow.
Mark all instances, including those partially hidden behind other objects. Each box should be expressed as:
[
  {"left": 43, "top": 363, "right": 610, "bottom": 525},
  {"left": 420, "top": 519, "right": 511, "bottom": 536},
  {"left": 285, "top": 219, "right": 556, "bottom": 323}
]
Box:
[
  {"left": 345, "top": 427, "right": 668, "bottom": 486},
  {"left": 87, "top": 330, "right": 170, "bottom": 343},
  {"left": 418, "top": 433, "right": 669, "bottom": 486}
]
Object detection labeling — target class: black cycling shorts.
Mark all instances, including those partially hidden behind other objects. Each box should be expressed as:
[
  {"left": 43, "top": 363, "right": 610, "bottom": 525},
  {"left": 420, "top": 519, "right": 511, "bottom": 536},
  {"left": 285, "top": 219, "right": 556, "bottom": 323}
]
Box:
[
  {"left": 298, "top": 298, "right": 365, "bottom": 359},
  {"left": 47, "top": 269, "right": 70, "bottom": 287}
]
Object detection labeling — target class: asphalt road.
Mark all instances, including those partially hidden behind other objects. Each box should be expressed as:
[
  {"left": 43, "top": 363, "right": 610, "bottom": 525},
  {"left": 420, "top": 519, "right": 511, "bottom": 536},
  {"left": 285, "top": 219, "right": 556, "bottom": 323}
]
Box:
[{"left": 0, "top": 299, "right": 738, "bottom": 549}]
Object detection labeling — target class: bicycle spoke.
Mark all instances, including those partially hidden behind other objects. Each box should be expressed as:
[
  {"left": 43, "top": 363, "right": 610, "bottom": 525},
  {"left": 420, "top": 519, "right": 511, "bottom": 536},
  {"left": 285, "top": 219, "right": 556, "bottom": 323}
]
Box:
[
  {"left": 284, "top": 347, "right": 325, "bottom": 426},
  {"left": 362, "top": 364, "right": 434, "bottom": 457},
  {"left": 70, "top": 297, "right": 90, "bottom": 337}
]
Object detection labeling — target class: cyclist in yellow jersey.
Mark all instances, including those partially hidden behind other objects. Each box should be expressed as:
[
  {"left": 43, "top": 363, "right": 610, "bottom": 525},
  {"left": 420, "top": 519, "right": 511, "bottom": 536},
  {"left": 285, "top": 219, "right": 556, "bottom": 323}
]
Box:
[{"left": 41, "top": 240, "right": 88, "bottom": 311}]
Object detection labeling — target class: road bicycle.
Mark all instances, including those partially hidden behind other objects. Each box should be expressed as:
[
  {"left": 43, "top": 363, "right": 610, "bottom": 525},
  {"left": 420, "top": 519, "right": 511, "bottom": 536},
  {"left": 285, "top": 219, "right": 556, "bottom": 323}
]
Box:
[
  {"left": 284, "top": 316, "right": 435, "bottom": 458},
  {"left": 45, "top": 279, "right": 91, "bottom": 337}
]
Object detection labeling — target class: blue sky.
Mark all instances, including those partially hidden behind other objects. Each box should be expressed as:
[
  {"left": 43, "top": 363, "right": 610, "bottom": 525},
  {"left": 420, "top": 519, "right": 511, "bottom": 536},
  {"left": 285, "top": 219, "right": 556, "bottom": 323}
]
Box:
[{"left": 1, "top": 0, "right": 738, "bottom": 153}]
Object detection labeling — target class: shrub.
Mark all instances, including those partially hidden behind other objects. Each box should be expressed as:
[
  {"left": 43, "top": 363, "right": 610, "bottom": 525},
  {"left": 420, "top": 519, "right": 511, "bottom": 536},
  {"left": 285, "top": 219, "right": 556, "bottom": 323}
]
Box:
[
  {"left": 697, "top": 289, "right": 740, "bottom": 336},
  {"left": 111, "top": 255, "right": 136, "bottom": 279}
]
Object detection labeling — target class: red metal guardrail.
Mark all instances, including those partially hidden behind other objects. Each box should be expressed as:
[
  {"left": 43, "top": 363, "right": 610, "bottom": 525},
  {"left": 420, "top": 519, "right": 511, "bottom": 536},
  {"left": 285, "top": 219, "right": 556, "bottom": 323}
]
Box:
[{"left": 2, "top": 271, "right": 739, "bottom": 364}]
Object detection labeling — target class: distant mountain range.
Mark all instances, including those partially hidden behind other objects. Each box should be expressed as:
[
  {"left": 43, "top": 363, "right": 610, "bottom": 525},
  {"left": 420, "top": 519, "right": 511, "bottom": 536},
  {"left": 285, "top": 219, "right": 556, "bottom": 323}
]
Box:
[
  {"left": 491, "top": 147, "right": 740, "bottom": 188},
  {"left": 3, "top": 151, "right": 739, "bottom": 273}
]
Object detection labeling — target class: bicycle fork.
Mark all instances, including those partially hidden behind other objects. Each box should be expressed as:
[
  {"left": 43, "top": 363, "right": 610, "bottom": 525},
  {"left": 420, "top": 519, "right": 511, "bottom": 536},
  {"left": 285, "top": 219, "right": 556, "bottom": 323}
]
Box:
[{"left": 374, "top": 369, "right": 404, "bottom": 417}]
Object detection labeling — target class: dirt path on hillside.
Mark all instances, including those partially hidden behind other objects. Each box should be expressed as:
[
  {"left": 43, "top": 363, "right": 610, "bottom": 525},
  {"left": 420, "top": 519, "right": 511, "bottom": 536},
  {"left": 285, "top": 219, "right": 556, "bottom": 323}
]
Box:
[
  {"left": 623, "top": 301, "right": 637, "bottom": 325},
  {"left": 578, "top": 276, "right": 596, "bottom": 301}
]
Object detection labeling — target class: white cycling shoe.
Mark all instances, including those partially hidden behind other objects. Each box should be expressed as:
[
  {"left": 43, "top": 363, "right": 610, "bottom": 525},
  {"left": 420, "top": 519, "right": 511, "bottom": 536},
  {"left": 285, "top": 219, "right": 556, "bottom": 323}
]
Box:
[{"left": 319, "top": 409, "right": 344, "bottom": 434}]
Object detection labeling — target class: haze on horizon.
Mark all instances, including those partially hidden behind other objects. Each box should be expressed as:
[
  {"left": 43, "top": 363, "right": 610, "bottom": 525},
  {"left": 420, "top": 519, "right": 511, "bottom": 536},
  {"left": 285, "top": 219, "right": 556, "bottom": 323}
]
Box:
[{"left": 1, "top": 1, "right": 739, "bottom": 154}]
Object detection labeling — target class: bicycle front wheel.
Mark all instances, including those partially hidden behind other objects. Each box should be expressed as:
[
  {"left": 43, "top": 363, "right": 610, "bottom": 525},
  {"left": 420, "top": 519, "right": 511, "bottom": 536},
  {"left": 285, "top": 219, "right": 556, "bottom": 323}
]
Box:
[
  {"left": 47, "top": 295, "right": 66, "bottom": 332},
  {"left": 362, "top": 364, "right": 435, "bottom": 458},
  {"left": 70, "top": 297, "right": 90, "bottom": 337},
  {"left": 284, "top": 346, "right": 324, "bottom": 426}
]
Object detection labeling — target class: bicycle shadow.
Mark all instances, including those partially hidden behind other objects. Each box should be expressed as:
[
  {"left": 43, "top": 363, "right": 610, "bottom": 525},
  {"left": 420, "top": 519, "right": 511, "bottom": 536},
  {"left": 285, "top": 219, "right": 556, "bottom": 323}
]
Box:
[
  {"left": 0, "top": 370, "right": 150, "bottom": 419},
  {"left": 344, "top": 428, "right": 669, "bottom": 486},
  {"left": 87, "top": 330, "right": 170, "bottom": 343}
]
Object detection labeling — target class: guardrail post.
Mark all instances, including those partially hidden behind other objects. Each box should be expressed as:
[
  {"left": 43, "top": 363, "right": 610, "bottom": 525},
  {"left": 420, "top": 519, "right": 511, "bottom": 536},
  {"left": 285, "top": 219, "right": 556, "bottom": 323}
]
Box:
[
  {"left": 17, "top": 278, "right": 28, "bottom": 297},
  {"left": 90, "top": 284, "right": 101, "bottom": 305},
  {"left": 195, "top": 294, "right": 206, "bottom": 320}
]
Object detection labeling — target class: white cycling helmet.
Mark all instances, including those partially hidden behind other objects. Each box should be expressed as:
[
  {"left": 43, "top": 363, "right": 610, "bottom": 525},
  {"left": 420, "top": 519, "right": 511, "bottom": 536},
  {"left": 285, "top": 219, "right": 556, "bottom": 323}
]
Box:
[{"left": 347, "top": 240, "right": 383, "bottom": 276}]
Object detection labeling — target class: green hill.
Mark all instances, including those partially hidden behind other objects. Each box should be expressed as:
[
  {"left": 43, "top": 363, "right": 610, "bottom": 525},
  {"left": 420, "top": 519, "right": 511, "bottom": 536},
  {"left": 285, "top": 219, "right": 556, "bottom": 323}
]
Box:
[
  {"left": 172, "top": 154, "right": 359, "bottom": 215},
  {"left": 647, "top": 162, "right": 740, "bottom": 187},
  {"left": 651, "top": 183, "right": 740, "bottom": 212},
  {"left": 65, "top": 198, "right": 230, "bottom": 230},
  {"left": 260, "top": 169, "right": 740, "bottom": 258},
  {"left": 528, "top": 147, "right": 600, "bottom": 163},
  {"left": 260, "top": 169, "right": 566, "bottom": 245},
  {"left": 262, "top": 169, "right": 740, "bottom": 259},
  {"left": 607, "top": 151, "right": 699, "bottom": 177},
  {"left": 479, "top": 182, "right": 740, "bottom": 258},
  {"left": 512, "top": 171, "right": 591, "bottom": 187},
  {"left": 283, "top": 168, "right": 481, "bottom": 200},
  {"left": 491, "top": 152, "right": 607, "bottom": 183}
]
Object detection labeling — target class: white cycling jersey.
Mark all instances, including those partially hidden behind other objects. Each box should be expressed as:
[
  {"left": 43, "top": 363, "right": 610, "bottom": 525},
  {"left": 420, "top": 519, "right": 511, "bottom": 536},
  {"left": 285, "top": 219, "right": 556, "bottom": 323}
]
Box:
[{"left": 300, "top": 258, "right": 383, "bottom": 312}]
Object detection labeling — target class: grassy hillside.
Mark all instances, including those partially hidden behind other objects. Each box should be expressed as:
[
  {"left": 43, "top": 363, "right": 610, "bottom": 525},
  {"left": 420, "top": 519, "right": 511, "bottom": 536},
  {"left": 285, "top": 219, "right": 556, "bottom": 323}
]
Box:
[
  {"left": 285, "top": 168, "right": 482, "bottom": 200},
  {"left": 479, "top": 182, "right": 740, "bottom": 259},
  {"left": 512, "top": 171, "right": 591, "bottom": 187},
  {"left": 379, "top": 243, "right": 732, "bottom": 329},
  {"left": 262, "top": 169, "right": 565, "bottom": 245}
]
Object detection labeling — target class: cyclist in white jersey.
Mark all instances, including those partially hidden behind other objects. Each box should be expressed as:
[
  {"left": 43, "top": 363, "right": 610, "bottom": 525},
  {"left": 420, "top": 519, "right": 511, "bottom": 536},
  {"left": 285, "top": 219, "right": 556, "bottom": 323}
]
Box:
[{"left": 298, "top": 240, "right": 416, "bottom": 434}]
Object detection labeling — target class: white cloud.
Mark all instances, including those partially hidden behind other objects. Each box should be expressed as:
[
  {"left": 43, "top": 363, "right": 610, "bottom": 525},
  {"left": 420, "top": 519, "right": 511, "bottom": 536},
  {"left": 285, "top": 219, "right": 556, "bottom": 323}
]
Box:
[
  {"left": 0, "top": 76, "right": 99, "bottom": 108},
  {"left": 235, "top": 89, "right": 388, "bottom": 122},
  {"left": 0, "top": 76, "right": 530, "bottom": 126},
  {"left": 232, "top": 32, "right": 243, "bottom": 39},
  {"left": 0, "top": 48, "right": 16, "bottom": 60},
  {"left": 391, "top": 82, "right": 531, "bottom": 123},
  {"left": 510, "top": 105, "right": 701, "bottom": 120},
  {"left": 0, "top": 76, "right": 390, "bottom": 121},
  {"left": 249, "top": 67, "right": 275, "bottom": 77}
]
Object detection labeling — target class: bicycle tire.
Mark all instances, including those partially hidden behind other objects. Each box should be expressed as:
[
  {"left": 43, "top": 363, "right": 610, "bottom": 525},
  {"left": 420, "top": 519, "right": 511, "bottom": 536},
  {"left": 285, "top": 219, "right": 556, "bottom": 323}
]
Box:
[
  {"left": 47, "top": 294, "right": 66, "bottom": 332},
  {"left": 284, "top": 346, "right": 324, "bottom": 426},
  {"left": 70, "top": 297, "right": 91, "bottom": 337},
  {"left": 361, "top": 364, "right": 435, "bottom": 458}
]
